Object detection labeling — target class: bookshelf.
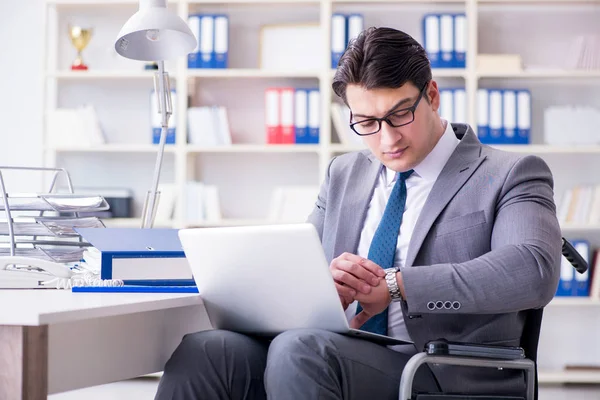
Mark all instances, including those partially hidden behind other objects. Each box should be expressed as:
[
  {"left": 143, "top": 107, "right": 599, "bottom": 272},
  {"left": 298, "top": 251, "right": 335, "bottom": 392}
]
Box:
[{"left": 42, "top": 0, "right": 600, "bottom": 383}]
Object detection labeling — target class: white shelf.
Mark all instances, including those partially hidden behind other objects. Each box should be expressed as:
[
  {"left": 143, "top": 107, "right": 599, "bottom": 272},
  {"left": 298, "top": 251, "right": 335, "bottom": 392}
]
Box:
[
  {"left": 102, "top": 218, "right": 175, "bottom": 228},
  {"left": 539, "top": 369, "right": 600, "bottom": 384},
  {"left": 431, "top": 69, "right": 468, "bottom": 78},
  {"left": 50, "top": 144, "right": 177, "bottom": 153},
  {"left": 479, "top": 69, "right": 600, "bottom": 79},
  {"left": 188, "top": 69, "right": 321, "bottom": 79},
  {"left": 186, "top": 144, "right": 320, "bottom": 153},
  {"left": 332, "top": 0, "right": 464, "bottom": 2},
  {"left": 331, "top": 68, "right": 467, "bottom": 79},
  {"left": 185, "top": 218, "right": 304, "bottom": 227},
  {"left": 189, "top": 0, "right": 319, "bottom": 4},
  {"left": 490, "top": 145, "right": 600, "bottom": 154},
  {"left": 47, "top": 0, "right": 138, "bottom": 5},
  {"left": 479, "top": 0, "right": 600, "bottom": 3},
  {"left": 561, "top": 223, "right": 600, "bottom": 232},
  {"left": 548, "top": 297, "right": 600, "bottom": 307},
  {"left": 329, "top": 144, "right": 368, "bottom": 153},
  {"left": 47, "top": 70, "right": 160, "bottom": 80}
]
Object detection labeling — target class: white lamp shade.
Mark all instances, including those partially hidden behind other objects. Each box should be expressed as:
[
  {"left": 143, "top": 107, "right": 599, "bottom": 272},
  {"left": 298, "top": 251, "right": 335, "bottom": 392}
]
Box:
[{"left": 115, "top": 6, "right": 196, "bottom": 61}]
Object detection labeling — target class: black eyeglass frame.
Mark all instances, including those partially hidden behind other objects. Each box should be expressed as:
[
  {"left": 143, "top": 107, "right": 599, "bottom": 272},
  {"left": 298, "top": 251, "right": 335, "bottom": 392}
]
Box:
[{"left": 348, "top": 82, "right": 429, "bottom": 136}]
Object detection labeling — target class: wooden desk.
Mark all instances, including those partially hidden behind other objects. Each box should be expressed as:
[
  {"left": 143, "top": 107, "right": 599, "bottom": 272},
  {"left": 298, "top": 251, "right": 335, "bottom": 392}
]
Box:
[{"left": 0, "top": 290, "right": 210, "bottom": 399}]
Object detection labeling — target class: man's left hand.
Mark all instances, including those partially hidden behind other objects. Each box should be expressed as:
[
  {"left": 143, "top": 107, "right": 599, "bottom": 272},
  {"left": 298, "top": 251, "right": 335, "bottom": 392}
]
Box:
[{"left": 349, "top": 278, "right": 391, "bottom": 329}]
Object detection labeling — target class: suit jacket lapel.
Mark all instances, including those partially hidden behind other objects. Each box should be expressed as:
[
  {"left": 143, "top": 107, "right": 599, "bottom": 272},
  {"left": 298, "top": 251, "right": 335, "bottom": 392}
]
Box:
[
  {"left": 333, "top": 151, "right": 381, "bottom": 258},
  {"left": 405, "top": 126, "right": 487, "bottom": 267}
]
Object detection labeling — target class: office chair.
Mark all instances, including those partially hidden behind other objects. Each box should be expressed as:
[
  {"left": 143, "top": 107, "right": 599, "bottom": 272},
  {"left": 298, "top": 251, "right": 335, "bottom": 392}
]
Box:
[{"left": 399, "top": 238, "right": 589, "bottom": 400}]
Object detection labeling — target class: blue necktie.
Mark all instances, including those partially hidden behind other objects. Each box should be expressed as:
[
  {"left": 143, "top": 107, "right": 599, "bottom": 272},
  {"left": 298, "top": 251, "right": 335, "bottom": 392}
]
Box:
[{"left": 356, "top": 169, "right": 413, "bottom": 335}]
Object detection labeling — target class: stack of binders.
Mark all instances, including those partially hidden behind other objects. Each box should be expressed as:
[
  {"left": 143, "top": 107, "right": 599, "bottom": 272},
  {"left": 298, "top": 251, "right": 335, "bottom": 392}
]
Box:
[
  {"left": 331, "top": 14, "right": 364, "bottom": 69},
  {"left": 187, "top": 14, "right": 229, "bottom": 69},
  {"left": 477, "top": 89, "right": 531, "bottom": 145},
  {"left": 265, "top": 87, "right": 320, "bottom": 144},
  {"left": 422, "top": 13, "right": 467, "bottom": 69},
  {"left": 75, "top": 228, "right": 195, "bottom": 287},
  {"left": 438, "top": 87, "right": 467, "bottom": 125},
  {"left": 556, "top": 240, "right": 591, "bottom": 297}
]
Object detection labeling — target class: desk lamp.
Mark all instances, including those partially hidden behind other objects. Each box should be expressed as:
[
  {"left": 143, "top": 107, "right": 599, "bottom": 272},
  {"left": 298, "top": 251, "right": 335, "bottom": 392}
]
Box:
[{"left": 115, "top": 0, "right": 196, "bottom": 228}]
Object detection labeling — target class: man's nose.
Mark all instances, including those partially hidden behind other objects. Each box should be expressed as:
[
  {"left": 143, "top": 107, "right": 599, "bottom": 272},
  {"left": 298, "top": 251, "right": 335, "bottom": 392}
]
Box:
[{"left": 379, "top": 121, "right": 401, "bottom": 146}]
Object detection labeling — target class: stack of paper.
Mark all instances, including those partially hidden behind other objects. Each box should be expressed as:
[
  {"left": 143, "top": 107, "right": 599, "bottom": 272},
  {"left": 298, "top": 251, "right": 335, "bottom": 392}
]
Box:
[
  {"left": 46, "top": 105, "right": 105, "bottom": 148},
  {"left": 566, "top": 35, "right": 600, "bottom": 70},
  {"left": 331, "top": 103, "right": 364, "bottom": 147},
  {"left": 545, "top": 106, "right": 600, "bottom": 145},
  {"left": 187, "top": 106, "right": 232, "bottom": 146}
]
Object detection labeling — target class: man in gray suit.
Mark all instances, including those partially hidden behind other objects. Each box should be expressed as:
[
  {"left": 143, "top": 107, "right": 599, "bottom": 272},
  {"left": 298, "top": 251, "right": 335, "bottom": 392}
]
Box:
[{"left": 155, "top": 27, "right": 561, "bottom": 399}]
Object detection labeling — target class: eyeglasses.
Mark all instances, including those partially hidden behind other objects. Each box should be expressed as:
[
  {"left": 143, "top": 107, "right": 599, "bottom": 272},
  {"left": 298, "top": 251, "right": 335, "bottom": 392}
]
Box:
[{"left": 349, "top": 82, "right": 429, "bottom": 136}]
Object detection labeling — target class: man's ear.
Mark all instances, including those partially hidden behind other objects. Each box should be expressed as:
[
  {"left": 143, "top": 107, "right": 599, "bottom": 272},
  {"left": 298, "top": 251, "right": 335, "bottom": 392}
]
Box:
[{"left": 427, "top": 80, "right": 440, "bottom": 111}]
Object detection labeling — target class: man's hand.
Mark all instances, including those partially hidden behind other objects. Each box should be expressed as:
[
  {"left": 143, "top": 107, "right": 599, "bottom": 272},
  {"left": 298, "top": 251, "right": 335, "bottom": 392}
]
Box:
[
  {"left": 329, "top": 253, "right": 385, "bottom": 309},
  {"left": 350, "top": 279, "right": 391, "bottom": 329}
]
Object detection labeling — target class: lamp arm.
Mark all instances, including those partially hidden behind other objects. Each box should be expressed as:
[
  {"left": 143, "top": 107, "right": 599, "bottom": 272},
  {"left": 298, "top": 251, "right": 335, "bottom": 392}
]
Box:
[{"left": 142, "top": 60, "right": 171, "bottom": 228}]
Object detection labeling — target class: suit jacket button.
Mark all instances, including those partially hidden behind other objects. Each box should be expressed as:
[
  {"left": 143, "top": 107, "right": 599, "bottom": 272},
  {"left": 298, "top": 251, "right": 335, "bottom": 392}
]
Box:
[
  {"left": 435, "top": 301, "right": 444, "bottom": 309},
  {"left": 427, "top": 301, "right": 435, "bottom": 310},
  {"left": 444, "top": 301, "right": 452, "bottom": 309},
  {"left": 452, "top": 301, "right": 461, "bottom": 310}
]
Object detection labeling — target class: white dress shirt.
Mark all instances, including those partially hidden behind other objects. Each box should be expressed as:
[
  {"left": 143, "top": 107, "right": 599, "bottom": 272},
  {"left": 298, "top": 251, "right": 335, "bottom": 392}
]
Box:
[{"left": 345, "top": 120, "right": 460, "bottom": 345}]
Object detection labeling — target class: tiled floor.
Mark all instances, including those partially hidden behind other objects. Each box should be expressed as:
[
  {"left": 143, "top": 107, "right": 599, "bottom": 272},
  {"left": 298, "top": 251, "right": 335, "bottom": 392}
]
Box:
[{"left": 48, "top": 375, "right": 600, "bottom": 399}]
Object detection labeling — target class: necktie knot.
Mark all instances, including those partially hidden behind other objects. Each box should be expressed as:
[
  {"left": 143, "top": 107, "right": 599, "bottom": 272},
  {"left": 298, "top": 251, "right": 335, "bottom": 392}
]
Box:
[{"left": 398, "top": 169, "right": 414, "bottom": 182}]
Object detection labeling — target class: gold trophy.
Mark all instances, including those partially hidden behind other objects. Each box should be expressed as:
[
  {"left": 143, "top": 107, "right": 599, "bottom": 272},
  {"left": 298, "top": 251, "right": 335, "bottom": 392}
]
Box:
[{"left": 69, "top": 25, "right": 92, "bottom": 70}]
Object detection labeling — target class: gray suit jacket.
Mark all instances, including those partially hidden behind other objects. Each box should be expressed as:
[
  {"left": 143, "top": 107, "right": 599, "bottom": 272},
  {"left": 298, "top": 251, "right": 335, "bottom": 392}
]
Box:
[{"left": 307, "top": 123, "right": 561, "bottom": 395}]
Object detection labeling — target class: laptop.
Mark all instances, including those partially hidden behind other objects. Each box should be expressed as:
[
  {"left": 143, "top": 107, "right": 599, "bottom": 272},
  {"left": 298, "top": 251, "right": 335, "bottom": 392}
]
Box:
[{"left": 178, "top": 223, "right": 412, "bottom": 346}]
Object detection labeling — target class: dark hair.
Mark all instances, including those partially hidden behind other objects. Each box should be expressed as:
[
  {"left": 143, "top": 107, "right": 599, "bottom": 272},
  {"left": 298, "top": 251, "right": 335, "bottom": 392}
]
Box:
[{"left": 332, "top": 27, "right": 432, "bottom": 104}]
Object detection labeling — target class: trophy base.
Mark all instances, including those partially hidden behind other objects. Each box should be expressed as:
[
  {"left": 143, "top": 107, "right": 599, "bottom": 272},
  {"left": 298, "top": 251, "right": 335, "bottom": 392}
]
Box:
[{"left": 71, "top": 64, "right": 88, "bottom": 71}]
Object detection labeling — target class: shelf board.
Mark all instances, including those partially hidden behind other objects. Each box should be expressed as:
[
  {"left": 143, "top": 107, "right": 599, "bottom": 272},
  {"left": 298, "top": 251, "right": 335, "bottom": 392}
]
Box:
[
  {"left": 329, "top": 144, "right": 368, "bottom": 153},
  {"left": 49, "top": 144, "right": 177, "bottom": 153},
  {"left": 548, "top": 297, "right": 600, "bottom": 307},
  {"left": 47, "top": 0, "right": 137, "bottom": 4},
  {"left": 432, "top": 68, "right": 468, "bottom": 78},
  {"left": 478, "top": 69, "right": 600, "bottom": 79},
  {"left": 47, "top": 70, "right": 160, "bottom": 80},
  {"left": 102, "top": 218, "right": 175, "bottom": 228},
  {"left": 186, "top": 144, "right": 320, "bottom": 153},
  {"left": 539, "top": 369, "right": 600, "bottom": 384},
  {"left": 479, "top": 0, "right": 600, "bottom": 3},
  {"left": 561, "top": 223, "right": 600, "bottom": 232},
  {"left": 491, "top": 144, "right": 600, "bottom": 154},
  {"left": 185, "top": 218, "right": 304, "bottom": 228},
  {"left": 187, "top": 69, "right": 321, "bottom": 78},
  {"left": 333, "top": 0, "right": 464, "bottom": 3},
  {"left": 189, "top": 0, "right": 319, "bottom": 3},
  {"left": 331, "top": 68, "right": 466, "bottom": 79}
]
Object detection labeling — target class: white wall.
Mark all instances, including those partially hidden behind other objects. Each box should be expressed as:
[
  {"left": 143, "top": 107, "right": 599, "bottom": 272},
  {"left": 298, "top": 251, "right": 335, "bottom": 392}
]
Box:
[{"left": 0, "top": 0, "right": 44, "bottom": 192}]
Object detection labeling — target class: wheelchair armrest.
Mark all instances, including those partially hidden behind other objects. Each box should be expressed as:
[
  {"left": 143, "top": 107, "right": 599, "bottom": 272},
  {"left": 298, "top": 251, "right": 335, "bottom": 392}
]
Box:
[
  {"left": 398, "top": 340, "right": 535, "bottom": 400},
  {"left": 424, "top": 339, "right": 525, "bottom": 360}
]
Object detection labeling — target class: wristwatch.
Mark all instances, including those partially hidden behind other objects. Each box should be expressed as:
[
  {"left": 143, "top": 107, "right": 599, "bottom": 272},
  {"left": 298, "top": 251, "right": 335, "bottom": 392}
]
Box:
[{"left": 384, "top": 267, "right": 403, "bottom": 302}]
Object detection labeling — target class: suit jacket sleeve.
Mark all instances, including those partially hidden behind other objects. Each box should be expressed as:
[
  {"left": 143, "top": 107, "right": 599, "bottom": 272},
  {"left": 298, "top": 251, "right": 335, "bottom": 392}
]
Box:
[
  {"left": 306, "top": 156, "right": 336, "bottom": 241},
  {"left": 401, "top": 155, "right": 562, "bottom": 314}
]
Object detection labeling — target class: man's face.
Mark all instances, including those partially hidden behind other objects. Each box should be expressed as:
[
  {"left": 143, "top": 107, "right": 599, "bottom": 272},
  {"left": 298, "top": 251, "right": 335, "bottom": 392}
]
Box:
[{"left": 345, "top": 81, "right": 442, "bottom": 173}]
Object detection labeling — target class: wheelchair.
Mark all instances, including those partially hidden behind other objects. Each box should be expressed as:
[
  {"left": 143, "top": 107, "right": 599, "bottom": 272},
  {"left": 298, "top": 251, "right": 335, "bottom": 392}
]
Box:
[{"left": 399, "top": 238, "right": 589, "bottom": 400}]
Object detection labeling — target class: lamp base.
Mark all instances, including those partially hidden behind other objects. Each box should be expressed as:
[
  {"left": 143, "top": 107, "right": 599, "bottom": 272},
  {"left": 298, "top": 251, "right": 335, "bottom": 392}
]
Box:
[{"left": 141, "top": 190, "right": 161, "bottom": 228}]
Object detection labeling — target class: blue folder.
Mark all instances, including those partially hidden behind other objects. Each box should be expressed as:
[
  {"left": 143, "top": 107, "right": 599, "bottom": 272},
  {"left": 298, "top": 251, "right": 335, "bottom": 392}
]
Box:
[{"left": 72, "top": 285, "right": 198, "bottom": 293}]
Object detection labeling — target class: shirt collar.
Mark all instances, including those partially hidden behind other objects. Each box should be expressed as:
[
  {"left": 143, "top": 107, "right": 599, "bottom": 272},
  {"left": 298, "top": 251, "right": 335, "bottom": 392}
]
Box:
[{"left": 385, "top": 119, "right": 460, "bottom": 185}]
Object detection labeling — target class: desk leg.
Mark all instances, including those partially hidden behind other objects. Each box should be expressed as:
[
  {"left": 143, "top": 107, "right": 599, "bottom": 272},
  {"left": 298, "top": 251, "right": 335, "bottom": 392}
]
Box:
[{"left": 0, "top": 325, "right": 48, "bottom": 400}]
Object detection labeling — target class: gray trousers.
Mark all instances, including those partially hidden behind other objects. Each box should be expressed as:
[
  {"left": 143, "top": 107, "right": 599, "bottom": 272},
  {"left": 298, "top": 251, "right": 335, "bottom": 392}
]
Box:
[{"left": 155, "top": 328, "right": 440, "bottom": 400}]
